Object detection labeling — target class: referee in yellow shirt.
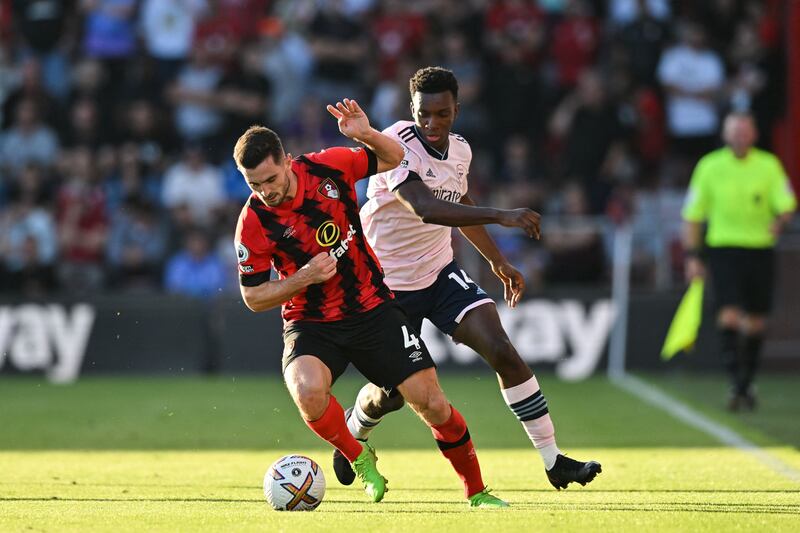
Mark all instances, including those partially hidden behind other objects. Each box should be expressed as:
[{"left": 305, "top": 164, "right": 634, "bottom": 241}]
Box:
[{"left": 682, "top": 111, "right": 796, "bottom": 411}]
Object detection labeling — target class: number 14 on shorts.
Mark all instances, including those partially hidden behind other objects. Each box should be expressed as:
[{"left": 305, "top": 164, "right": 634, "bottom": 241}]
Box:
[{"left": 448, "top": 270, "right": 474, "bottom": 290}]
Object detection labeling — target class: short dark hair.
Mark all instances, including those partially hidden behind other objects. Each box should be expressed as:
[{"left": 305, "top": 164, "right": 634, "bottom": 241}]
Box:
[
  {"left": 233, "top": 125, "right": 284, "bottom": 169},
  {"left": 409, "top": 66, "right": 458, "bottom": 100}
]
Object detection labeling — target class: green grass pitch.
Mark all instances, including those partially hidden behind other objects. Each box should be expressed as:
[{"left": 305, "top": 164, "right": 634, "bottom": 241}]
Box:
[{"left": 1, "top": 373, "right": 799, "bottom": 532}]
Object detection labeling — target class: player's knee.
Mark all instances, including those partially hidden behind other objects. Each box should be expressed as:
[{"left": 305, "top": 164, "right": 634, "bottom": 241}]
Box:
[
  {"left": 357, "top": 384, "right": 402, "bottom": 418},
  {"left": 364, "top": 388, "right": 404, "bottom": 418},
  {"left": 413, "top": 389, "right": 450, "bottom": 424},
  {"left": 292, "top": 383, "right": 330, "bottom": 420}
]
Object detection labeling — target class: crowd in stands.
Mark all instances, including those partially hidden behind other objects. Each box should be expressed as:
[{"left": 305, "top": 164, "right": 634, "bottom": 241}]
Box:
[{"left": 0, "top": 0, "right": 789, "bottom": 298}]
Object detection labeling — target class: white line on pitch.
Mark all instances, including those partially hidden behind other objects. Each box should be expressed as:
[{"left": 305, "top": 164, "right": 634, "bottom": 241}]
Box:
[{"left": 611, "top": 373, "right": 800, "bottom": 483}]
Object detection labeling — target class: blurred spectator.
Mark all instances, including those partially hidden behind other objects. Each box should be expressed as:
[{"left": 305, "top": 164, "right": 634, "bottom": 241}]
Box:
[
  {"left": 281, "top": 95, "right": 340, "bottom": 156},
  {"left": 608, "top": 0, "right": 670, "bottom": 27},
  {"left": 542, "top": 183, "right": 606, "bottom": 283},
  {"left": 369, "top": 59, "right": 416, "bottom": 130},
  {"left": 56, "top": 147, "right": 109, "bottom": 291},
  {"left": 657, "top": 21, "right": 724, "bottom": 168},
  {"left": 0, "top": 164, "right": 58, "bottom": 294},
  {"left": 626, "top": 87, "right": 665, "bottom": 181},
  {"left": 64, "top": 97, "right": 102, "bottom": 148},
  {"left": 167, "top": 43, "right": 224, "bottom": 149},
  {"left": 11, "top": 0, "right": 75, "bottom": 100},
  {"left": 161, "top": 143, "right": 226, "bottom": 226},
  {"left": 2, "top": 58, "right": 61, "bottom": 130},
  {"left": 498, "top": 135, "right": 538, "bottom": 184},
  {"left": 549, "top": 70, "right": 625, "bottom": 211},
  {"left": 139, "top": 0, "right": 208, "bottom": 86},
  {"left": 220, "top": 158, "right": 252, "bottom": 205},
  {"left": 106, "top": 195, "right": 168, "bottom": 291},
  {"left": 549, "top": 0, "right": 601, "bottom": 90},
  {"left": 80, "top": 0, "right": 137, "bottom": 59},
  {"left": 307, "top": 0, "right": 370, "bottom": 103},
  {"left": 164, "top": 227, "right": 226, "bottom": 298},
  {"left": 615, "top": 0, "right": 670, "bottom": 86},
  {"left": 0, "top": 48, "right": 17, "bottom": 127},
  {"left": 193, "top": 0, "right": 268, "bottom": 66},
  {"left": 218, "top": 43, "right": 271, "bottom": 143},
  {"left": 258, "top": 16, "right": 313, "bottom": 126},
  {"left": 484, "top": 0, "right": 546, "bottom": 64},
  {"left": 485, "top": 38, "right": 545, "bottom": 151},
  {"left": 695, "top": 0, "right": 744, "bottom": 52},
  {"left": 79, "top": 0, "right": 138, "bottom": 90},
  {"left": 371, "top": 0, "right": 427, "bottom": 81},
  {"left": 725, "top": 19, "right": 784, "bottom": 149},
  {"left": 0, "top": 98, "right": 60, "bottom": 175},
  {"left": 117, "top": 100, "right": 175, "bottom": 173},
  {"left": 105, "top": 142, "right": 163, "bottom": 212},
  {"left": 440, "top": 31, "right": 486, "bottom": 143}
]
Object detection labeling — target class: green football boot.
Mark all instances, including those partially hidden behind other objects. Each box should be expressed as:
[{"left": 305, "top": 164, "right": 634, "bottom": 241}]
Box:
[
  {"left": 468, "top": 487, "right": 509, "bottom": 509},
  {"left": 351, "top": 442, "right": 387, "bottom": 502}
]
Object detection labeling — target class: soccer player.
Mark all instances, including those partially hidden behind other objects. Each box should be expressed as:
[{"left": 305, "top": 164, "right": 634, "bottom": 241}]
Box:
[
  {"left": 234, "top": 99, "right": 508, "bottom": 508},
  {"left": 333, "top": 67, "right": 601, "bottom": 490},
  {"left": 683, "top": 111, "right": 796, "bottom": 410}
]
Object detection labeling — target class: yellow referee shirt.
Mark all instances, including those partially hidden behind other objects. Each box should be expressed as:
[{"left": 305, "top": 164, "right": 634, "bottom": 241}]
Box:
[{"left": 682, "top": 147, "right": 797, "bottom": 248}]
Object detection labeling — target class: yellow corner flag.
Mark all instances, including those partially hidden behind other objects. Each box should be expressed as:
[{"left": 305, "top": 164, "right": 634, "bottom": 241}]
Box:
[{"left": 661, "top": 278, "right": 704, "bottom": 360}]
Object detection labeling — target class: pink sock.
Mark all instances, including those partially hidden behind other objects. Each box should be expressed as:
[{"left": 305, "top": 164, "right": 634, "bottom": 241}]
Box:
[{"left": 501, "top": 376, "right": 560, "bottom": 469}]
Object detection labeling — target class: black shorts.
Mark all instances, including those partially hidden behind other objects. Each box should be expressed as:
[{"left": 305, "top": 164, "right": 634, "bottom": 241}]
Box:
[
  {"left": 393, "top": 260, "right": 495, "bottom": 336},
  {"left": 282, "top": 301, "right": 435, "bottom": 391},
  {"left": 706, "top": 247, "right": 775, "bottom": 314}
]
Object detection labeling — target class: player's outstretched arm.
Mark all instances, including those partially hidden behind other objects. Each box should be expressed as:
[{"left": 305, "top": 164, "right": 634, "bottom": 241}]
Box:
[
  {"left": 457, "top": 193, "right": 527, "bottom": 308},
  {"left": 395, "top": 181, "right": 541, "bottom": 238},
  {"left": 240, "top": 253, "right": 337, "bottom": 312},
  {"left": 326, "top": 98, "right": 403, "bottom": 173}
]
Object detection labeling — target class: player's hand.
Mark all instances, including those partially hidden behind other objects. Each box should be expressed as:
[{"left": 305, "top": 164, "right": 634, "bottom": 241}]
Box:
[
  {"left": 492, "top": 261, "right": 526, "bottom": 308},
  {"left": 498, "top": 208, "right": 541, "bottom": 239},
  {"left": 326, "top": 98, "right": 372, "bottom": 142},
  {"left": 299, "top": 252, "right": 337, "bottom": 284},
  {"left": 684, "top": 257, "right": 705, "bottom": 282}
]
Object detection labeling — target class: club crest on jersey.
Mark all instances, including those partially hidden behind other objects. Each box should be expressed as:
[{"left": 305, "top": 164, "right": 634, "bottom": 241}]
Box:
[
  {"left": 236, "top": 242, "right": 249, "bottom": 264},
  {"left": 315, "top": 220, "right": 341, "bottom": 247},
  {"left": 317, "top": 178, "right": 339, "bottom": 200}
]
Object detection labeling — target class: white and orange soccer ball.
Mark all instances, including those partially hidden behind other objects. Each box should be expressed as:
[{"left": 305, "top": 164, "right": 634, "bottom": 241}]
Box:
[{"left": 264, "top": 455, "right": 326, "bottom": 511}]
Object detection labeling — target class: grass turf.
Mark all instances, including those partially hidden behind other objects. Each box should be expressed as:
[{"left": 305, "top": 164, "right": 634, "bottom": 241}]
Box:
[{"left": 1, "top": 373, "right": 799, "bottom": 532}]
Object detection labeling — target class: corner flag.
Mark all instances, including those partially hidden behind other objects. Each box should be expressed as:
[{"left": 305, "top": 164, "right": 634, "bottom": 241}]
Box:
[{"left": 661, "top": 278, "right": 704, "bottom": 360}]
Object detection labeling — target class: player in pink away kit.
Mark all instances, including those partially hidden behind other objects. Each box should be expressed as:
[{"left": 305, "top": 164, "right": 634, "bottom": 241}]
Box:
[{"left": 333, "top": 67, "right": 601, "bottom": 490}]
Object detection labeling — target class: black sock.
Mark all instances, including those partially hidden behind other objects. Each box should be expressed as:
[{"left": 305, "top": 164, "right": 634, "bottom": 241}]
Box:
[
  {"left": 719, "top": 327, "right": 740, "bottom": 391},
  {"left": 740, "top": 334, "right": 764, "bottom": 394}
]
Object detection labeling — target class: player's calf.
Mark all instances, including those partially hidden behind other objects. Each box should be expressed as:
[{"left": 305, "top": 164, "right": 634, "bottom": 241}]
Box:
[{"left": 398, "top": 368, "right": 502, "bottom": 502}]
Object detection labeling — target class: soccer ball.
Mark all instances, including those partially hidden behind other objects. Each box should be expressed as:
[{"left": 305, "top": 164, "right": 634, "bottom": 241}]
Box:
[{"left": 264, "top": 455, "right": 326, "bottom": 511}]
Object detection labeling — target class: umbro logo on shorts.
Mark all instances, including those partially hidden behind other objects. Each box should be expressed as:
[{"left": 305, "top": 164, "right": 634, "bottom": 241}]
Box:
[{"left": 409, "top": 350, "right": 423, "bottom": 363}]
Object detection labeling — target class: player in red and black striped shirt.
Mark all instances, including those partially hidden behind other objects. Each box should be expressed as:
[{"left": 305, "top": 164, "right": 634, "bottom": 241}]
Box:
[
  {"left": 233, "top": 99, "right": 507, "bottom": 507},
  {"left": 236, "top": 143, "right": 391, "bottom": 322}
]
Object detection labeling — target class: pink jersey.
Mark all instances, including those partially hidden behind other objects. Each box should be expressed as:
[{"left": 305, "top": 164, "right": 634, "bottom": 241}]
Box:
[{"left": 360, "top": 120, "right": 471, "bottom": 291}]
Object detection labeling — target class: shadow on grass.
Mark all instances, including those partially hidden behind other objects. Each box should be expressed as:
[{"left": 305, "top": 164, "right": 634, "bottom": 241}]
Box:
[{"left": 3, "top": 497, "right": 799, "bottom": 516}]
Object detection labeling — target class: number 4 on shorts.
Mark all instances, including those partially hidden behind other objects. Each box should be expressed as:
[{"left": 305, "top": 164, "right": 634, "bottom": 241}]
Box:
[{"left": 401, "top": 325, "right": 421, "bottom": 350}]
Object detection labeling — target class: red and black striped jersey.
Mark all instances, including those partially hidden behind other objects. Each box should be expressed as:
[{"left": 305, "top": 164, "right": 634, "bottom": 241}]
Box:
[{"left": 235, "top": 146, "right": 393, "bottom": 323}]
